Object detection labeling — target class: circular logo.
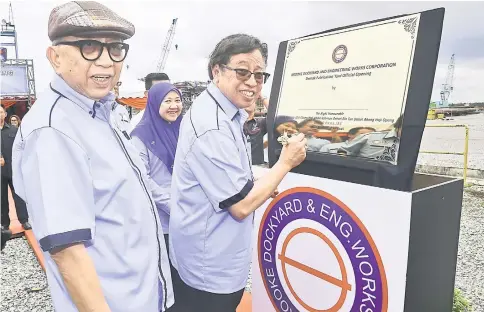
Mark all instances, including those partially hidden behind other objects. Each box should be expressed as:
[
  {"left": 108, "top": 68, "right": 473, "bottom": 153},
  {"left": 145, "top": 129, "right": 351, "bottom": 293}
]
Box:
[
  {"left": 332, "top": 45, "right": 348, "bottom": 63},
  {"left": 258, "top": 187, "right": 388, "bottom": 312}
]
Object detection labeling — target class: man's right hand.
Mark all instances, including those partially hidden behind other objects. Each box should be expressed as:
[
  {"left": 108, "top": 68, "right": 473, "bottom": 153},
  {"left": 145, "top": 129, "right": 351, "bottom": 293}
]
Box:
[
  {"left": 0, "top": 157, "right": 4, "bottom": 167},
  {"left": 279, "top": 133, "right": 307, "bottom": 169}
]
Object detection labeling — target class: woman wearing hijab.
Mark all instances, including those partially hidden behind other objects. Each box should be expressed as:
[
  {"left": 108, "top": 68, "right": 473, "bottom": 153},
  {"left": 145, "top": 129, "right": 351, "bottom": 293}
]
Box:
[
  {"left": 131, "top": 82, "right": 183, "bottom": 254},
  {"left": 273, "top": 115, "right": 298, "bottom": 141},
  {"left": 270, "top": 115, "right": 298, "bottom": 157}
]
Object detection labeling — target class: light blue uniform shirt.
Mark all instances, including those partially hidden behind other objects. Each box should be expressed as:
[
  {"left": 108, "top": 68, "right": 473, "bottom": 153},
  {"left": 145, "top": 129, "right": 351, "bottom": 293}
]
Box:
[
  {"left": 339, "top": 129, "right": 400, "bottom": 164},
  {"left": 169, "top": 83, "right": 254, "bottom": 294},
  {"left": 319, "top": 141, "right": 347, "bottom": 154},
  {"left": 306, "top": 136, "right": 331, "bottom": 152},
  {"left": 131, "top": 136, "right": 172, "bottom": 234},
  {"left": 11, "top": 75, "right": 174, "bottom": 312}
]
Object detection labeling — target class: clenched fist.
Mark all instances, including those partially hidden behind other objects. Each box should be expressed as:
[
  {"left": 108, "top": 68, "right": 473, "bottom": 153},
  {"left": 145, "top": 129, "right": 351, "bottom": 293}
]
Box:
[{"left": 279, "top": 133, "right": 307, "bottom": 169}]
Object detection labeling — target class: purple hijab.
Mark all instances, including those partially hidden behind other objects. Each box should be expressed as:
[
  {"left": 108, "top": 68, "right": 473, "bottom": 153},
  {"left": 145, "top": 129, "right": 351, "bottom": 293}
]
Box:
[{"left": 131, "top": 83, "right": 182, "bottom": 175}]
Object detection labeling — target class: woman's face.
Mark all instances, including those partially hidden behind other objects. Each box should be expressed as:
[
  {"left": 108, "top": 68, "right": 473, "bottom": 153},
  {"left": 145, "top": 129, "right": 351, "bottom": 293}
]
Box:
[
  {"left": 159, "top": 91, "right": 183, "bottom": 122},
  {"left": 276, "top": 122, "right": 297, "bottom": 135},
  {"left": 10, "top": 117, "right": 18, "bottom": 127}
]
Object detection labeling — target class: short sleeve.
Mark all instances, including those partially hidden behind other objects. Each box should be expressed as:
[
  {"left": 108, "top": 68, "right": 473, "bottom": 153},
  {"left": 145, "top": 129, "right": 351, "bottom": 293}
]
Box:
[
  {"left": 14, "top": 127, "right": 95, "bottom": 252},
  {"left": 186, "top": 129, "right": 253, "bottom": 212}
]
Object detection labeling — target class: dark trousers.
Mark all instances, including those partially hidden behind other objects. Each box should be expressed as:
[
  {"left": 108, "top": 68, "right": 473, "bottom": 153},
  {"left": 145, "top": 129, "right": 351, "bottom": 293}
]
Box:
[
  {"left": 1, "top": 175, "right": 28, "bottom": 228},
  {"left": 169, "top": 266, "right": 244, "bottom": 312}
]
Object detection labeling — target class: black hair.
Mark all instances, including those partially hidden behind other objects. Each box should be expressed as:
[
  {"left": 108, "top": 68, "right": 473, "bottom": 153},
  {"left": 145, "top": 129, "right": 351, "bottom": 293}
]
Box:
[
  {"left": 297, "top": 118, "right": 323, "bottom": 128},
  {"left": 393, "top": 115, "right": 403, "bottom": 129},
  {"left": 348, "top": 126, "right": 376, "bottom": 135},
  {"left": 144, "top": 73, "right": 170, "bottom": 91},
  {"left": 348, "top": 127, "right": 364, "bottom": 136},
  {"left": 208, "top": 34, "right": 268, "bottom": 80}
]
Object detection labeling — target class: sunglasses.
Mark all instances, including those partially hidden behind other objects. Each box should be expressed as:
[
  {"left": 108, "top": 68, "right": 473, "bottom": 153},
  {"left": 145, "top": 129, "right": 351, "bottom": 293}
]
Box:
[
  {"left": 54, "top": 39, "right": 129, "bottom": 63},
  {"left": 222, "top": 65, "right": 270, "bottom": 84}
]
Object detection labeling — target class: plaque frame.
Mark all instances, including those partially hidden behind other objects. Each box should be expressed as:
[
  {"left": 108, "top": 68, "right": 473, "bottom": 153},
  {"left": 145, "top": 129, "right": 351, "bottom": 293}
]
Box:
[{"left": 267, "top": 8, "right": 445, "bottom": 192}]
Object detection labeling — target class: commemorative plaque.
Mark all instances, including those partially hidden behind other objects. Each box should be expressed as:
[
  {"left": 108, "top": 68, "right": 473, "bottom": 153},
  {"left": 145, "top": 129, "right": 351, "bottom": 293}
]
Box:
[
  {"left": 255, "top": 9, "right": 461, "bottom": 312},
  {"left": 267, "top": 8, "right": 444, "bottom": 191}
]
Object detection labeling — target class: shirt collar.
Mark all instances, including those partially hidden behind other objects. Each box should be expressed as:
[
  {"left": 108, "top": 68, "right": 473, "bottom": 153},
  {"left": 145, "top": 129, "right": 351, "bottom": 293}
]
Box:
[
  {"left": 50, "top": 74, "right": 117, "bottom": 119},
  {"left": 207, "top": 83, "right": 248, "bottom": 122}
]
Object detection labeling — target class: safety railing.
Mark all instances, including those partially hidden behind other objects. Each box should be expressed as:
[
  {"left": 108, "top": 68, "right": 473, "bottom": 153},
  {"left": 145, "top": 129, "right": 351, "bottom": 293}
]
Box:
[{"left": 419, "top": 124, "right": 470, "bottom": 185}]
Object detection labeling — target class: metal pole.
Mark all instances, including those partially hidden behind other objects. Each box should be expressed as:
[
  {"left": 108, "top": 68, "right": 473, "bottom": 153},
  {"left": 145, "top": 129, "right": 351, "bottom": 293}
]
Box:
[
  {"left": 420, "top": 124, "right": 470, "bottom": 185},
  {"left": 14, "top": 30, "right": 18, "bottom": 58},
  {"left": 463, "top": 126, "right": 469, "bottom": 186}
]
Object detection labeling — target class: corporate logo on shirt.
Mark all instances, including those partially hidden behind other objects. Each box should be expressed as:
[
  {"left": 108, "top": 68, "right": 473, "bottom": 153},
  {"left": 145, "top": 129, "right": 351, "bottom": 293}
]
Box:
[
  {"left": 332, "top": 45, "right": 348, "bottom": 63},
  {"left": 258, "top": 187, "right": 387, "bottom": 312}
]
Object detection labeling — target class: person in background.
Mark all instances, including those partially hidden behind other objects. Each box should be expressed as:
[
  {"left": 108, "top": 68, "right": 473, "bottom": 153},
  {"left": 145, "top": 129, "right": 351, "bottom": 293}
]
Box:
[
  {"left": 272, "top": 115, "right": 298, "bottom": 151},
  {"left": 320, "top": 126, "right": 375, "bottom": 154},
  {"left": 130, "top": 82, "right": 182, "bottom": 257},
  {"left": 1, "top": 224, "right": 9, "bottom": 251},
  {"left": 254, "top": 94, "right": 269, "bottom": 116},
  {"left": 168, "top": 33, "right": 307, "bottom": 312},
  {"left": 244, "top": 95, "right": 269, "bottom": 166},
  {"left": 9, "top": 115, "right": 21, "bottom": 127},
  {"left": 338, "top": 115, "right": 403, "bottom": 164},
  {"left": 297, "top": 118, "right": 341, "bottom": 152},
  {"left": 11, "top": 2, "right": 173, "bottom": 311},
  {"left": 1, "top": 104, "right": 30, "bottom": 242},
  {"left": 130, "top": 72, "right": 170, "bottom": 131},
  {"left": 274, "top": 115, "right": 298, "bottom": 136}
]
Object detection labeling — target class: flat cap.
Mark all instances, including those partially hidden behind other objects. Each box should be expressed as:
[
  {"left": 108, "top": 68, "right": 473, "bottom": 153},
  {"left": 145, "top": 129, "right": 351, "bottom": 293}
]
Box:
[{"left": 48, "top": 1, "right": 135, "bottom": 42}]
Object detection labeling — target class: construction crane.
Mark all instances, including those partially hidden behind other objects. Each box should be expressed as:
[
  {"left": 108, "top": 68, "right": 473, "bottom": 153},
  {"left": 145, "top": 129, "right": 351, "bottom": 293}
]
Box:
[
  {"left": 439, "top": 54, "right": 455, "bottom": 108},
  {"left": 136, "top": 18, "right": 178, "bottom": 82},
  {"left": 156, "top": 18, "right": 178, "bottom": 72},
  {"left": 1, "top": 2, "right": 18, "bottom": 59}
]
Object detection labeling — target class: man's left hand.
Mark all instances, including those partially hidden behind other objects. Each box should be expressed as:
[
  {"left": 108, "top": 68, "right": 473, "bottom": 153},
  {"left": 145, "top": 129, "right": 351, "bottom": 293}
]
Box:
[{"left": 0, "top": 157, "right": 4, "bottom": 167}]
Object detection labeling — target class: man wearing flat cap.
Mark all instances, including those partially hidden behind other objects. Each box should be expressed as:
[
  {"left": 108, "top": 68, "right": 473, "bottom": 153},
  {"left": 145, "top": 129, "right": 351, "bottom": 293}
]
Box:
[{"left": 11, "top": 2, "right": 174, "bottom": 311}]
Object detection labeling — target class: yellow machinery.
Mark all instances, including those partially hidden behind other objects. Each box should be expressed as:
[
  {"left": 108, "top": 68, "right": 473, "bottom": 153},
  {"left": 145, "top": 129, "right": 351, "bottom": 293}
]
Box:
[{"left": 427, "top": 109, "right": 445, "bottom": 120}]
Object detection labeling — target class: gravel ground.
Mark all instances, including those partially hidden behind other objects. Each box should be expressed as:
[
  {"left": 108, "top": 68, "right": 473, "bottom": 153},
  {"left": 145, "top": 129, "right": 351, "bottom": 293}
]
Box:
[
  {"left": 2, "top": 185, "right": 483, "bottom": 311},
  {"left": 0, "top": 237, "right": 53, "bottom": 312},
  {"left": 454, "top": 184, "right": 484, "bottom": 311},
  {"left": 417, "top": 113, "right": 484, "bottom": 170}
]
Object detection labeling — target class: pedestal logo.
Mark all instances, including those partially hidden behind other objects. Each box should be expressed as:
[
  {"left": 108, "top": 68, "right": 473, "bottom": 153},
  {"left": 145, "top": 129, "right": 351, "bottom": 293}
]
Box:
[{"left": 258, "top": 187, "right": 388, "bottom": 312}]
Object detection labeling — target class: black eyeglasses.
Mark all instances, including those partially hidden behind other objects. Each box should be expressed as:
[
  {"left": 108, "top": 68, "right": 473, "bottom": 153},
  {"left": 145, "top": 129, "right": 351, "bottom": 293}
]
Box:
[
  {"left": 54, "top": 40, "right": 129, "bottom": 63},
  {"left": 222, "top": 65, "right": 270, "bottom": 84}
]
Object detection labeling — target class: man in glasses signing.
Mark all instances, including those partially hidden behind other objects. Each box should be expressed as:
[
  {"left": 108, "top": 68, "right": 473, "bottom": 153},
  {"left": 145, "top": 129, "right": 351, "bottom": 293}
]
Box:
[
  {"left": 168, "top": 34, "right": 307, "bottom": 312},
  {"left": 11, "top": 2, "right": 173, "bottom": 312}
]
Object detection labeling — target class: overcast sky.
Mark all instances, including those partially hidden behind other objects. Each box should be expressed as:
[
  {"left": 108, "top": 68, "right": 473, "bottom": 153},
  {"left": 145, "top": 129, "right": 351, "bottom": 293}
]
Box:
[{"left": 1, "top": 0, "right": 483, "bottom": 103}]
